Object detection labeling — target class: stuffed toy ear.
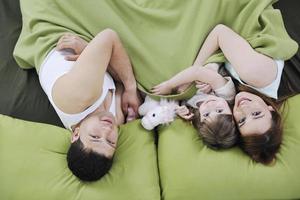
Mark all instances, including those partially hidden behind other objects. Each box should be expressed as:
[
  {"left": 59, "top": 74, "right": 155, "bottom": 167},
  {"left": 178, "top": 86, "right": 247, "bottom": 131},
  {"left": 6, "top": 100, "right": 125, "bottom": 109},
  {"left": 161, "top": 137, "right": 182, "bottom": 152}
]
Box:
[
  {"left": 138, "top": 96, "right": 159, "bottom": 116},
  {"left": 160, "top": 106, "right": 177, "bottom": 124}
]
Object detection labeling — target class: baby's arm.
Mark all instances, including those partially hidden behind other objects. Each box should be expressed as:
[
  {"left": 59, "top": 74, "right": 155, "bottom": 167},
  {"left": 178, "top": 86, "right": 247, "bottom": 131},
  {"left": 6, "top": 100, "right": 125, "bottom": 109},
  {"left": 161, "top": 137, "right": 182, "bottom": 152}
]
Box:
[
  {"left": 194, "top": 24, "right": 276, "bottom": 88},
  {"left": 151, "top": 65, "right": 227, "bottom": 95}
]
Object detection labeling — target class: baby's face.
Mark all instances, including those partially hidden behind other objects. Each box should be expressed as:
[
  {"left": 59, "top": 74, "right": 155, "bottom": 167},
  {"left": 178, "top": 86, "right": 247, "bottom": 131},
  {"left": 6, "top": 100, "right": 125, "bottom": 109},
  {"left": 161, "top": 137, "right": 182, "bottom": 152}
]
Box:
[{"left": 199, "top": 96, "right": 232, "bottom": 122}]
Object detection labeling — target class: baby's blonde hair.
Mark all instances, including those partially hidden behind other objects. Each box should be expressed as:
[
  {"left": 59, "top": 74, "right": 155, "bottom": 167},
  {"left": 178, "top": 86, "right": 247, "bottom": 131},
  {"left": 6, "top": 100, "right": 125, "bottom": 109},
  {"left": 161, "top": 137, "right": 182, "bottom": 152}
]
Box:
[{"left": 191, "top": 107, "right": 238, "bottom": 150}]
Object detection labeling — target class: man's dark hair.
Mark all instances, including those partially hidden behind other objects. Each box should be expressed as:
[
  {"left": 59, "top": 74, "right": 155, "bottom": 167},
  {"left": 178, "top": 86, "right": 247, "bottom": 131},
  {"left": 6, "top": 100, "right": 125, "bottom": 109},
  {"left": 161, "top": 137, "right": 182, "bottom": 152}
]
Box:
[{"left": 67, "top": 139, "right": 113, "bottom": 181}]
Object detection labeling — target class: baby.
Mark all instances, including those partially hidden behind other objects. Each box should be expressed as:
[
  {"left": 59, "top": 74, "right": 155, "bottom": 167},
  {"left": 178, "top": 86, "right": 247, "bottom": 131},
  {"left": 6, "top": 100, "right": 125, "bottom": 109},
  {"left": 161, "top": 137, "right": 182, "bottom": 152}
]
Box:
[{"left": 152, "top": 63, "right": 238, "bottom": 150}]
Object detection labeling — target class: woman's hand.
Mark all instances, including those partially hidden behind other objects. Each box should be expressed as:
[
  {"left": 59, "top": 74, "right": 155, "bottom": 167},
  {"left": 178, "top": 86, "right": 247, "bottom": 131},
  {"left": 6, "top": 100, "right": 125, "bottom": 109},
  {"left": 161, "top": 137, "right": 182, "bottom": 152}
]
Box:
[
  {"left": 151, "top": 81, "right": 173, "bottom": 95},
  {"left": 175, "top": 105, "right": 194, "bottom": 120},
  {"left": 56, "top": 33, "right": 88, "bottom": 61}
]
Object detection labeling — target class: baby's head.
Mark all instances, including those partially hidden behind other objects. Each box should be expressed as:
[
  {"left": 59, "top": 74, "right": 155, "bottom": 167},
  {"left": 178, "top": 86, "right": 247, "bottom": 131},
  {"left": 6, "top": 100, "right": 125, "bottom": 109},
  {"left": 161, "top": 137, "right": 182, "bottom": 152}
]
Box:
[{"left": 192, "top": 95, "right": 238, "bottom": 150}]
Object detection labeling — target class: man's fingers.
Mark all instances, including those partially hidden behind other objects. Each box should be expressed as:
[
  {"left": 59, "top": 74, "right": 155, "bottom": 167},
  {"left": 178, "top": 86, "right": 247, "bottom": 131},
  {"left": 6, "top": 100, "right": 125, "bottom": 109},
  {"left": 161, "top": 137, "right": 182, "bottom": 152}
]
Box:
[
  {"left": 122, "top": 100, "right": 129, "bottom": 115},
  {"left": 131, "top": 103, "right": 139, "bottom": 115},
  {"left": 64, "top": 55, "right": 79, "bottom": 61},
  {"left": 56, "top": 41, "right": 75, "bottom": 51}
]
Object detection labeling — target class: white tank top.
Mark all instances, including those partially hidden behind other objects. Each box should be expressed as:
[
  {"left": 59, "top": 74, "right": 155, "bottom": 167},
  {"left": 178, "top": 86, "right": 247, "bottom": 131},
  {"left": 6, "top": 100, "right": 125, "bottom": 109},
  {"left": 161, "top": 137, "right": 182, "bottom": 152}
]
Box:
[
  {"left": 225, "top": 60, "right": 284, "bottom": 99},
  {"left": 39, "top": 49, "right": 116, "bottom": 130}
]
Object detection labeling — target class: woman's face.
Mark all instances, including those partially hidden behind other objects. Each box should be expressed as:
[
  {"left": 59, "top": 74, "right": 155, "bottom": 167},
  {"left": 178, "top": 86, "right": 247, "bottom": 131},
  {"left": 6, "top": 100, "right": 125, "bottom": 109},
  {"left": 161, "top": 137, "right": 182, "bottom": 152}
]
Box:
[
  {"left": 233, "top": 92, "right": 274, "bottom": 136},
  {"left": 71, "top": 111, "right": 118, "bottom": 158},
  {"left": 199, "top": 95, "right": 232, "bottom": 123}
]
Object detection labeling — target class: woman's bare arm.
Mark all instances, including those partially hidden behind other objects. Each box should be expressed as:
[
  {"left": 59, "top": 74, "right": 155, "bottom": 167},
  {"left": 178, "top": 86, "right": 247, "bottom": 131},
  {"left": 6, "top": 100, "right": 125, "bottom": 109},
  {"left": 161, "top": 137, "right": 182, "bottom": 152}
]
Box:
[{"left": 193, "top": 24, "right": 277, "bottom": 88}]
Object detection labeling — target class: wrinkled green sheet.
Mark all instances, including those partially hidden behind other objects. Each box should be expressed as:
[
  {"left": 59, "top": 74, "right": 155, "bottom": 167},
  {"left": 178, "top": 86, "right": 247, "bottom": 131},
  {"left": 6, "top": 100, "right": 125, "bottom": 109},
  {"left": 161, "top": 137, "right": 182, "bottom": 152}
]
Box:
[
  {"left": 0, "top": 116, "right": 160, "bottom": 200},
  {"left": 13, "top": 0, "right": 298, "bottom": 99}
]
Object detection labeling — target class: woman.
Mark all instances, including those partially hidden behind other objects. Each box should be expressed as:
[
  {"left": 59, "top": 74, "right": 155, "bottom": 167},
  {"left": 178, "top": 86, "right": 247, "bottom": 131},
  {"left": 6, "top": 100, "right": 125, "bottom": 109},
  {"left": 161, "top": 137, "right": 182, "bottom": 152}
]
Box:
[
  {"left": 153, "top": 24, "right": 297, "bottom": 164},
  {"left": 39, "top": 29, "right": 141, "bottom": 181}
]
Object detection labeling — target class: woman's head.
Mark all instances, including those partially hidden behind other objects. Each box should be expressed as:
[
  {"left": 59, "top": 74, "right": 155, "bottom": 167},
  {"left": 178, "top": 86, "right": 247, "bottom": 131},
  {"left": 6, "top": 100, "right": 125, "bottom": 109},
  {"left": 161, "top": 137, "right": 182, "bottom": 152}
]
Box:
[
  {"left": 192, "top": 95, "right": 238, "bottom": 150},
  {"left": 67, "top": 111, "right": 118, "bottom": 181},
  {"left": 233, "top": 91, "right": 283, "bottom": 164}
]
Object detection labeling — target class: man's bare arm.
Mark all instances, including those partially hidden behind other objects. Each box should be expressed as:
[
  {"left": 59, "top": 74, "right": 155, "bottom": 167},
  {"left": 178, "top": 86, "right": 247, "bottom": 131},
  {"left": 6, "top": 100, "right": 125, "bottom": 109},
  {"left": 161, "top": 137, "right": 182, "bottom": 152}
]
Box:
[{"left": 53, "top": 29, "right": 141, "bottom": 115}]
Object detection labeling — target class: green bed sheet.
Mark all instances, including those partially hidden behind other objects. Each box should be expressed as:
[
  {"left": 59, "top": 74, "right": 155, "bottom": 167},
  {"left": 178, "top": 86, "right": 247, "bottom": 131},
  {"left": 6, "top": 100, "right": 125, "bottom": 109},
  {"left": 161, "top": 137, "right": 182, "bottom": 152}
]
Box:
[
  {"left": 158, "top": 95, "right": 300, "bottom": 200},
  {"left": 0, "top": 116, "right": 160, "bottom": 200},
  {"left": 13, "top": 0, "right": 298, "bottom": 99}
]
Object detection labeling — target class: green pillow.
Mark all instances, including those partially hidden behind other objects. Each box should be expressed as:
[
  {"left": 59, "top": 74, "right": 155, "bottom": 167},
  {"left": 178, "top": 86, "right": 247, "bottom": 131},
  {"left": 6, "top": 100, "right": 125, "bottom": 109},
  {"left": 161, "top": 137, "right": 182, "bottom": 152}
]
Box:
[
  {"left": 0, "top": 115, "right": 160, "bottom": 200},
  {"left": 158, "top": 95, "right": 300, "bottom": 200}
]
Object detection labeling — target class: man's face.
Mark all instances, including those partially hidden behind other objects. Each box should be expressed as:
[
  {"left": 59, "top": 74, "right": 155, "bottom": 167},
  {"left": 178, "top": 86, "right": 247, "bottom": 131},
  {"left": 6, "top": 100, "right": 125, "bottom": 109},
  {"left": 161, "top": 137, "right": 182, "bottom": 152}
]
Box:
[{"left": 71, "top": 111, "right": 118, "bottom": 158}]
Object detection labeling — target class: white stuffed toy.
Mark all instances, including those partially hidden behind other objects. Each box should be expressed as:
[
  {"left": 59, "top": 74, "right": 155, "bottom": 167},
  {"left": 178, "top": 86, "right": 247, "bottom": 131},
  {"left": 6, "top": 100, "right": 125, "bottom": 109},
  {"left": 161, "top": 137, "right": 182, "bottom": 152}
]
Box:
[{"left": 138, "top": 95, "right": 179, "bottom": 130}]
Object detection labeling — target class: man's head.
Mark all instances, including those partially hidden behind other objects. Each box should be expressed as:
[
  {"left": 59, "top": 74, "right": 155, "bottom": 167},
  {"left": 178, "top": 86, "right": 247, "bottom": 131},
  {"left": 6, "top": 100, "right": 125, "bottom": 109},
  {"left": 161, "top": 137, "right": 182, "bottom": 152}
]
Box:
[{"left": 67, "top": 111, "right": 118, "bottom": 181}]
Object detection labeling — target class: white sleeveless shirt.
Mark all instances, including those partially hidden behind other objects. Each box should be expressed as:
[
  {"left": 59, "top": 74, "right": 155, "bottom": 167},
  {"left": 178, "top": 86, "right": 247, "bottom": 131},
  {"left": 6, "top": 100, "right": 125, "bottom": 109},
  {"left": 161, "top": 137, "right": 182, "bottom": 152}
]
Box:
[
  {"left": 39, "top": 49, "right": 116, "bottom": 130},
  {"left": 224, "top": 60, "right": 284, "bottom": 99}
]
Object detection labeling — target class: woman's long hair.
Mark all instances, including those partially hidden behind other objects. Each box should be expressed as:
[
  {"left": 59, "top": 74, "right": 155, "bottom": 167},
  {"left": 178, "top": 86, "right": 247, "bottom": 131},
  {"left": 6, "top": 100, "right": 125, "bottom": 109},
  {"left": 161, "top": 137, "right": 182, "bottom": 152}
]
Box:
[{"left": 236, "top": 83, "right": 293, "bottom": 164}]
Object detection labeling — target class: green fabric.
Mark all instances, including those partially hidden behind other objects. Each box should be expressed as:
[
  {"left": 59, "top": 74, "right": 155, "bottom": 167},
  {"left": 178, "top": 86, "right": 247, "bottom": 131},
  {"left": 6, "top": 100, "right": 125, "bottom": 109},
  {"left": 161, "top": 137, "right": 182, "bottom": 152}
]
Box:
[
  {"left": 13, "top": 0, "right": 298, "bottom": 99},
  {"left": 158, "top": 95, "right": 300, "bottom": 200},
  {"left": 0, "top": 0, "right": 63, "bottom": 126},
  {"left": 0, "top": 116, "right": 160, "bottom": 200}
]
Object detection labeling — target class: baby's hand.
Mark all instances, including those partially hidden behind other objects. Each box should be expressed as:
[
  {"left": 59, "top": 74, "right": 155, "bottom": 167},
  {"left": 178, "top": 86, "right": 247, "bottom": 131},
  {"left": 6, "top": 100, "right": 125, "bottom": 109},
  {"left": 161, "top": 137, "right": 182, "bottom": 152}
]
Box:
[
  {"left": 195, "top": 81, "right": 212, "bottom": 94},
  {"left": 56, "top": 33, "right": 88, "bottom": 61},
  {"left": 151, "top": 81, "right": 173, "bottom": 95},
  {"left": 175, "top": 105, "right": 194, "bottom": 120},
  {"left": 176, "top": 83, "right": 192, "bottom": 94}
]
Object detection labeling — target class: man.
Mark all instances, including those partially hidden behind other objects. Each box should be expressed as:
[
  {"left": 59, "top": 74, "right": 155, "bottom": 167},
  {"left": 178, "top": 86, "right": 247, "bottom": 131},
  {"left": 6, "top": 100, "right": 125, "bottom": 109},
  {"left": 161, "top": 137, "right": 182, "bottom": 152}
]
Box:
[{"left": 39, "top": 29, "right": 141, "bottom": 181}]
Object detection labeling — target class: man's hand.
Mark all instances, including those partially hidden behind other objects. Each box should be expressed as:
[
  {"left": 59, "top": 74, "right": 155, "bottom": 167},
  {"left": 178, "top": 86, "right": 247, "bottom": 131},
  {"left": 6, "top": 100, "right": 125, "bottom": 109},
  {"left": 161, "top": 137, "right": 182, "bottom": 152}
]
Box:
[
  {"left": 122, "top": 88, "right": 142, "bottom": 119},
  {"left": 56, "top": 33, "right": 88, "bottom": 61},
  {"left": 151, "top": 81, "right": 173, "bottom": 95}
]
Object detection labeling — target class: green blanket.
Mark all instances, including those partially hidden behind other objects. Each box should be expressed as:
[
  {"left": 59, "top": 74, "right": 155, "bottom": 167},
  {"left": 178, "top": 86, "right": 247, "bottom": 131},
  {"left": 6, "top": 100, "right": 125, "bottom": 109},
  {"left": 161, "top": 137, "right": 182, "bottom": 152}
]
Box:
[{"left": 13, "top": 0, "right": 298, "bottom": 99}]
